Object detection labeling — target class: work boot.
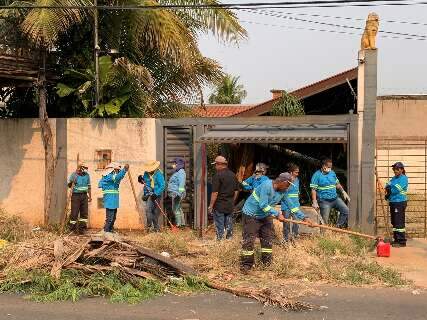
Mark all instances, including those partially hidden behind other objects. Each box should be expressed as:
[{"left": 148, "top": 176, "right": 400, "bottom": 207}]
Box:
[
  {"left": 392, "top": 242, "right": 406, "bottom": 248},
  {"left": 240, "top": 266, "right": 251, "bottom": 275}
]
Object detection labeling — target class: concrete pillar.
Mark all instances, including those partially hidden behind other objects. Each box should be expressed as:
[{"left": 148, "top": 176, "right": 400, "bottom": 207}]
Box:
[{"left": 357, "top": 49, "right": 378, "bottom": 234}]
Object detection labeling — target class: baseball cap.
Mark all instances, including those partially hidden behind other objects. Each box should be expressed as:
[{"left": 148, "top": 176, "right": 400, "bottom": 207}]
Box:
[
  {"left": 211, "top": 156, "right": 228, "bottom": 165},
  {"left": 391, "top": 162, "right": 405, "bottom": 169},
  {"left": 276, "top": 172, "right": 294, "bottom": 185}
]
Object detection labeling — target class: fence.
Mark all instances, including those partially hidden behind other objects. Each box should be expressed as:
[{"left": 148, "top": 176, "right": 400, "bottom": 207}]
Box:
[{"left": 376, "top": 139, "right": 427, "bottom": 238}]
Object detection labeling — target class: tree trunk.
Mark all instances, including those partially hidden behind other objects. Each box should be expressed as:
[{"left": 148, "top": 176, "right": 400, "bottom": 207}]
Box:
[{"left": 38, "top": 50, "right": 55, "bottom": 225}]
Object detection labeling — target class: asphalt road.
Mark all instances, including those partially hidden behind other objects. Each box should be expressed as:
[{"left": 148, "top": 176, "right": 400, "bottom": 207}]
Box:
[{"left": 0, "top": 286, "right": 425, "bottom": 320}]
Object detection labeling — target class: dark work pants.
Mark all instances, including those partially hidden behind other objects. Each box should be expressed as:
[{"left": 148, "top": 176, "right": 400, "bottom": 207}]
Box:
[
  {"left": 70, "top": 193, "right": 88, "bottom": 230},
  {"left": 104, "top": 208, "right": 117, "bottom": 232},
  {"left": 240, "top": 214, "right": 273, "bottom": 270},
  {"left": 390, "top": 201, "right": 407, "bottom": 244}
]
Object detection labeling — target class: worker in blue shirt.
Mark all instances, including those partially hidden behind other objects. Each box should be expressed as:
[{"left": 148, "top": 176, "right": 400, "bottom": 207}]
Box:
[
  {"left": 167, "top": 157, "right": 186, "bottom": 227},
  {"left": 240, "top": 172, "right": 294, "bottom": 273},
  {"left": 385, "top": 162, "right": 408, "bottom": 247},
  {"left": 98, "top": 162, "right": 129, "bottom": 233},
  {"left": 281, "top": 163, "right": 308, "bottom": 242},
  {"left": 310, "top": 158, "right": 350, "bottom": 228},
  {"left": 241, "top": 163, "right": 269, "bottom": 191},
  {"left": 67, "top": 162, "right": 91, "bottom": 233},
  {"left": 138, "top": 160, "right": 165, "bottom": 232}
]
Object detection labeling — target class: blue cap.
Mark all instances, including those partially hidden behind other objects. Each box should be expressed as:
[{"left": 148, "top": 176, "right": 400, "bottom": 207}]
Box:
[{"left": 392, "top": 162, "right": 405, "bottom": 169}]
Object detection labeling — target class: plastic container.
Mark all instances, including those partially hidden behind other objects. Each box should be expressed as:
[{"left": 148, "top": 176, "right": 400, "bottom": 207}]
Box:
[{"left": 376, "top": 240, "right": 391, "bottom": 257}]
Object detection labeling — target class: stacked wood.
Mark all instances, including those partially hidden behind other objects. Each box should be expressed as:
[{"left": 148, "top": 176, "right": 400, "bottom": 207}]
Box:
[
  {"left": 5, "top": 235, "right": 196, "bottom": 281},
  {"left": 2, "top": 235, "right": 314, "bottom": 311}
]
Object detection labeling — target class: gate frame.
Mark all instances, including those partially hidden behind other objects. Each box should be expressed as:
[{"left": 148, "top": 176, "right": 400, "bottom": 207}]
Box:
[{"left": 157, "top": 114, "right": 373, "bottom": 233}]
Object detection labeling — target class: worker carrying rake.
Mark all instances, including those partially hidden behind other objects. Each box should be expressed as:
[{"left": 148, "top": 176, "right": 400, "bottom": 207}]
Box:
[
  {"left": 240, "top": 172, "right": 313, "bottom": 274},
  {"left": 138, "top": 160, "right": 165, "bottom": 232},
  {"left": 67, "top": 162, "right": 91, "bottom": 234},
  {"left": 385, "top": 162, "right": 409, "bottom": 248}
]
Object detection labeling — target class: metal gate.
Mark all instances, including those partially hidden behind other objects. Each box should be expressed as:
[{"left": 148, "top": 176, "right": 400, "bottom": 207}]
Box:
[
  {"left": 376, "top": 139, "right": 427, "bottom": 238},
  {"left": 164, "top": 126, "right": 194, "bottom": 226}
]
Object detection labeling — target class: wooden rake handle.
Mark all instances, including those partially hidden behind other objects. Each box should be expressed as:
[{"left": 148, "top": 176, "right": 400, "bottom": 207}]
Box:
[{"left": 282, "top": 218, "right": 377, "bottom": 240}]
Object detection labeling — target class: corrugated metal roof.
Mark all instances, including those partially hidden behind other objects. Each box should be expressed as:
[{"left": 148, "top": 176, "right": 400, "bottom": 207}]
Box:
[{"left": 196, "top": 124, "right": 348, "bottom": 143}]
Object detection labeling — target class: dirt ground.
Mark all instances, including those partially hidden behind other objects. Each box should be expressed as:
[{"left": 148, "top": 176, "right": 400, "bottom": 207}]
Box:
[{"left": 376, "top": 238, "right": 427, "bottom": 288}]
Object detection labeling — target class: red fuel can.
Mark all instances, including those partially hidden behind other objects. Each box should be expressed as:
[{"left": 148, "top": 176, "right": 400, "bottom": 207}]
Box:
[{"left": 377, "top": 240, "right": 391, "bottom": 257}]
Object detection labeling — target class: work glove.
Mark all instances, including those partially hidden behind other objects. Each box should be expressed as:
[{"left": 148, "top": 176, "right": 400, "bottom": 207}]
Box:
[
  {"left": 277, "top": 213, "right": 285, "bottom": 222},
  {"left": 341, "top": 190, "right": 351, "bottom": 202},
  {"left": 384, "top": 185, "right": 391, "bottom": 201},
  {"left": 137, "top": 175, "right": 144, "bottom": 184},
  {"left": 151, "top": 194, "right": 158, "bottom": 201},
  {"left": 142, "top": 195, "right": 150, "bottom": 201},
  {"left": 312, "top": 200, "right": 319, "bottom": 210}
]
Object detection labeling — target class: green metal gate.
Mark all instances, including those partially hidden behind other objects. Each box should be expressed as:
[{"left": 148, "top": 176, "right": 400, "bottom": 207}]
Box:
[{"left": 376, "top": 139, "right": 427, "bottom": 238}]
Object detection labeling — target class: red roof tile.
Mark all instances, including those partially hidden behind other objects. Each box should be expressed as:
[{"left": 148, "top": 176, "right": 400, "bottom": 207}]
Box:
[{"left": 193, "top": 104, "right": 256, "bottom": 117}]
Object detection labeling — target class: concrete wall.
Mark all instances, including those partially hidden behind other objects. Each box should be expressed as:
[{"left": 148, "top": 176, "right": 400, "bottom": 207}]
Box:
[
  {"left": 0, "top": 119, "right": 52, "bottom": 225},
  {"left": 376, "top": 96, "right": 427, "bottom": 138},
  {"left": 0, "top": 118, "right": 156, "bottom": 229}
]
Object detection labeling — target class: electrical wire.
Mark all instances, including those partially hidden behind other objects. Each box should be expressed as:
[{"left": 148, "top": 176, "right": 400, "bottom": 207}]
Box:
[
  {"left": 243, "top": 9, "right": 427, "bottom": 39},
  {"left": 245, "top": 10, "right": 427, "bottom": 27},
  {"left": 240, "top": 19, "right": 427, "bottom": 40},
  {"left": 0, "top": 0, "right": 426, "bottom": 10}
]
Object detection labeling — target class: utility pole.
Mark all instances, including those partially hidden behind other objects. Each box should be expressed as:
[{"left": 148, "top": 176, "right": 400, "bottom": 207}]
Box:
[{"left": 94, "top": 0, "right": 100, "bottom": 107}]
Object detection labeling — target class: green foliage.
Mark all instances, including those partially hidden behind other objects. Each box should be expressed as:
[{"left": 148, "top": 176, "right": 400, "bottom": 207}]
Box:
[
  {"left": 341, "top": 261, "right": 408, "bottom": 286},
  {"left": 168, "top": 276, "right": 210, "bottom": 293},
  {"left": 0, "top": 269, "right": 209, "bottom": 303},
  {"left": 208, "top": 74, "right": 247, "bottom": 104},
  {"left": 270, "top": 91, "right": 305, "bottom": 116},
  {"left": 0, "top": 0, "right": 247, "bottom": 118}
]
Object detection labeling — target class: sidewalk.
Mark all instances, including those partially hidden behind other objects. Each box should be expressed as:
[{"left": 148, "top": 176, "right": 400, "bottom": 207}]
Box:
[{"left": 376, "top": 238, "right": 427, "bottom": 288}]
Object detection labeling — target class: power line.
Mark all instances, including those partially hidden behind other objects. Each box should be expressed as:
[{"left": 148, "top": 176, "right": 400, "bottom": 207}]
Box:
[
  {"left": 240, "top": 19, "right": 427, "bottom": 41},
  {"left": 0, "top": 0, "right": 426, "bottom": 10},
  {"left": 247, "top": 10, "right": 427, "bottom": 27},
  {"left": 244, "top": 9, "right": 427, "bottom": 39}
]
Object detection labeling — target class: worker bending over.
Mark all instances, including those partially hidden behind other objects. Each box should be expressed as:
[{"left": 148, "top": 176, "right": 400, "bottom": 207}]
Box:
[
  {"left": 241, "top": 163, "right": 269, "bottom": 191},
  {"left": 385, "top": 162, "right": 408, "bottom": 247},
  {"left": 282, "top": 163, "right": 312, "bottom": 242},
  {"left": 98, "top": 162, "right": 129, "bottom": 233},
  {"left": 240, "top": 172, "right": 293, "bottom": 273},
  {"left": 68, "top": 162, "right": 91, "bottom": 233},
  {"left": 310, "top": 158, "right": 350, "bottom": 228},
  {"left": 139, "top": 160, "right": 165, "bottom": 232}
]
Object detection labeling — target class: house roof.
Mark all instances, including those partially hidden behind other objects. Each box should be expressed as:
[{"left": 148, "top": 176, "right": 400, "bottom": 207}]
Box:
[
  {"left": 233, "top": 67, "right": 358, "bottom": 117},
  {"left": 193, "top": 104, "right": 256, "bottom": 117}
]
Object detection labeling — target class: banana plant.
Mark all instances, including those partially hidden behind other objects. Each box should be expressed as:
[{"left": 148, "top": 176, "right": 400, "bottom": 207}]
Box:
[{"left": 56, "top": 56, "right": 132, "bottom": 116}]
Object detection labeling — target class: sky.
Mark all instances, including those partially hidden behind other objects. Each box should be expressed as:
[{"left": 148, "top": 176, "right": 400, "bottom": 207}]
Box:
[{"left": 198, "top": 1, "right": 427, "bottom": 103}]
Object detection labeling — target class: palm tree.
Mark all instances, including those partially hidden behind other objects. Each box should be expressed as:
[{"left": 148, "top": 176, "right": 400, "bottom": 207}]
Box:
[
  {"left": 0, "top": 0, "right": 247, "bottom": 224},
  {"left": 208, "top": 75, "right": 247, "bottom": 104}
]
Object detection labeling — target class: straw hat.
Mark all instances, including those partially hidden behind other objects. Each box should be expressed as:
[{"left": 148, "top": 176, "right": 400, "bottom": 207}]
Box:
[
  {"left": 103, "top": 162, "right": 121, "bottom": 175},
  {"left": 78, "top": 162, "right": 89, "bottom": 169},
  {"left": 211, "top": 155, "right": 227, "bottom": 165},
  {"left": 143, "top": 160, "right": 160, "bottom": 172}
]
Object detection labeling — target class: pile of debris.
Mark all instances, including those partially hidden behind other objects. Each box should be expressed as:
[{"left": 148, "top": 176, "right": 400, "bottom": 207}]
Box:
[{"left": 2, "top": 234, "right": 313, "bottom": 311}]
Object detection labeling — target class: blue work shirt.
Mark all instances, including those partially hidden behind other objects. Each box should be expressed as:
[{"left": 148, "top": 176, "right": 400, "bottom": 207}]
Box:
[
  {"left": 386, "top": 174, "right": 408, "bottom": 203},
  {"left": 68, "top": 172, "right": 91, "bottom": 193},
  {"left": 241, "top": 175, "right": 270, "bottom": 191},
  {"left": 310, "top": 170, "right": 339, "bottom": 200},
  {"left": 98, "top": 168, "right": 127, "bottom": 209},
  {"left": 143, "top": 169, "right": 165, "bottom": 197},
  {"left": 243, "top": 180, "right": 285, "bottom": 219},
  {"left": 167, "top": 168, "right": 186, "bottom": 197},
  {"left": 281, "top": 178, "right": 305, "bottom": 220}
]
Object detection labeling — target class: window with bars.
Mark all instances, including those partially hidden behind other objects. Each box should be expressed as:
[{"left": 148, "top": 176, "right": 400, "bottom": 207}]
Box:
[{"left": 95, "top": 149, "right": 112, "bottom": 170}]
